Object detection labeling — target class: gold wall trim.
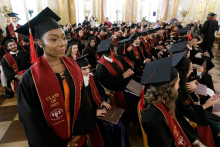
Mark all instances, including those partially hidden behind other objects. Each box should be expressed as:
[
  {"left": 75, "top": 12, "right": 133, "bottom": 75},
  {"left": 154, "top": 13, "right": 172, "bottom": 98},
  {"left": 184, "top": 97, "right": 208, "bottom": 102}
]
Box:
[
  {"left": 58, "top": 0, "right": 69, "bottom": 25},
  {"left": 68, "top": 0, "right": 76, "bottom": 24}
]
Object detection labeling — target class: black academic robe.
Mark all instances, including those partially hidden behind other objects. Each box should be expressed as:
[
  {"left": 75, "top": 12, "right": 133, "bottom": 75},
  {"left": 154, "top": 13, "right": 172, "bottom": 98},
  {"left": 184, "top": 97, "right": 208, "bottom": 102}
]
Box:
[
  {"left": 17, "top": 69, "right": 96, "bottom": 147},
  {"left": 95, "top": 59, "right": 140, "bottom": 119},
  {"left": 129, "top": 45, "right": 145, "bottom": 68},
  {"left": 85, "top": 75, "right": 130, "bottom": 147},
  {"left": 83, "top": 46, "right": 99, "bottom": 69},
  {"left": 141, "top": 104, "right": 197, "bottom": 147},
  {"left": 1, "top": 51, "right": 31, "bottom": 81}
]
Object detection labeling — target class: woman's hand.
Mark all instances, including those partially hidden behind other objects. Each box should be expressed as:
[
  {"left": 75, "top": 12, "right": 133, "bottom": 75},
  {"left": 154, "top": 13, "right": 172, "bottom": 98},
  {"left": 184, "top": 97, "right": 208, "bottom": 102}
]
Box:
[
  {"left": 101, "top": 101, "right": 111, "bottom": 109},
  {"left": 68, "top": 136, "right": 81, "bottom": 147},
  {"left": 192, "top": 140, "right": 207, "bottom": 147},
  {"left": 197, "top": 66, "right": 204, "bottom": 73},
  {"left": 97, "top": 109, "right": 107, "bottom": 117},
  {"left": 202, "top": 95, "right": 220, "bottom": 109},
  {"left": 186, "top": 82, "right": 197, "bottom": 92}
]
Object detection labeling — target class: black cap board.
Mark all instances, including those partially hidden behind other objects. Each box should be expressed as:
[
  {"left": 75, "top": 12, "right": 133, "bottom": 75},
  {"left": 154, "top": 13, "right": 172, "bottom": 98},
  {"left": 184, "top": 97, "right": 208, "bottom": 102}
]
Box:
[
  {"left": 21, "top": 35, "right": 30, "bottom": 42},
  {"left": 177, "top": 27, "right": 189, "bottom": 34},
  {"left": 78, "top": 23, "right": 82, "bottom": 26},
  {"left": 129, "top": 33, "right": 138, "bottom": 41},
  {"left": 168, "top": 41, "right": 188, "bottom": 53},
  {"left": 97, "top": 39, "right": 112, "bottom": 53},
  {"left": 0, "top": 29, "right": 4, "bottom": 35},
  {"left": 75, "top": 27, "right": 82, "bottom": 33},
  {"left": 140, "top": 30, "right": 148, "bottom": 36},
  {"left": 7, "top": 12, "right": 18, "bottom": 17},
  {"left": 72, "top": 23, "right": 76, "bottom": 27},
  {"left": 115, "top": 27, "right": 120, "bottom": 32},
  {"left": 15, "top": 7, "right": 61, "bottom": 39},
  {"left": 171, "top": 51, "right": 187, "bottom": 66},
  {"left": 102, "top": 27, "right": 108, "bottom": 32},
  {"left": 140, "top": 57, "right": 178, "bottom": 86},
  {"left": 208, "top": 12, "right": 216, "bottom": 17},
  {"left": 130, "top": 25, "right": 136, "bottom": 29},
  {"left": 1, "top": 37, "right": 17, "bottom": 46},
  {"left": 67, "top": 38, "right": 78, "bottom": 48},
  {"left": 112, "top": 24, "right": 117, "bottom": 27},
  {"left": 76, "top": 54, "right": 90, "bottom": 67}
]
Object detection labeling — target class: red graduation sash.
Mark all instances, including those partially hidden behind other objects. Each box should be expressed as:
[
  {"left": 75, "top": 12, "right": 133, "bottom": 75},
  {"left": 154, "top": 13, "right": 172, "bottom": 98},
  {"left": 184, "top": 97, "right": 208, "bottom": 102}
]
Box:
[
  {"left": 8, "top": 23, "right": 22, "bottom": 43},
  {"left": 186, "top": 96, "right": 215, "bottom": 147},
  {"left": 149, "top": 39, "right": 155, "bottom": 48},
  {"left": 31, "top": 56, "right": 85, "bottom": 145},
  {"left": 158, "top": 34, "right": 163, "bottom": 41},
  {"left": 131, "top": 44, "right": 145, "bottom": 60},
  {"left": 122, "top": 56, "right": 134, "bottom": 69},
  {"left": 3, "top": 53, "right": 25, "bottom": 91},
  {"left": 165, "top": 30, "right": 169, "bottom": 37},
  {"left": 154, "top": 103, "right": 192, "bottom": 147},
  {"left": 141, "top": 38, "right": 151, "bottom": 55},
  {"left": 98, "top": 56, "right": 129, "bottom": 111},
  {"left": 113, "top": 38, "right": 119, "bottom": 48},
  {"left": 86, "top": 75, "right": 105, "bottom": 147},
  {"left": 153, "top": 37, "right": 158, "bottom": 44},
  {"left": 88, "top": 46, "right": 100, "bottom": 60}
]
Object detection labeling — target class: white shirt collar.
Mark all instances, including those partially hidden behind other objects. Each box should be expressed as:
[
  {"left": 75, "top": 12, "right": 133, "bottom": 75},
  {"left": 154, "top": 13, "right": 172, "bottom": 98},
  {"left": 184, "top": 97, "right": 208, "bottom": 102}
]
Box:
[
  {"left": 132, "top": 43, "right": 139, "bottom": 47},
  {"left": 104, "top": 55, "right": 113, "bottom": 63},
  {"left": 83, "top": 74, "right": 90, "bottom": 87},
  {"left": 188, "top": 46, "right": 192, "bottom": 50},
  {"left": 10, "top": 50, "right": 18, "bottom": 54}
]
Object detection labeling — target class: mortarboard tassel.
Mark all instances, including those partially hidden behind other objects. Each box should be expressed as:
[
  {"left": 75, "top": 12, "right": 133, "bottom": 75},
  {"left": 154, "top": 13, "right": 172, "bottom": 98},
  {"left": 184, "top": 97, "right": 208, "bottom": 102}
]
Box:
[
  {"left": 28, "top": 22, "right": 39, "bottom": 63},
  {"left": 110, "top": 50, "right": 115, "bottom": 62},
  {"left": 139, "top": 86, "right": 145, "bottom": 111},
  {"left": 123, "top": 43, "right": 126, "bottom": 54},
  {"left": 74, "top": 32, "right": 77, "bottom": 38}
]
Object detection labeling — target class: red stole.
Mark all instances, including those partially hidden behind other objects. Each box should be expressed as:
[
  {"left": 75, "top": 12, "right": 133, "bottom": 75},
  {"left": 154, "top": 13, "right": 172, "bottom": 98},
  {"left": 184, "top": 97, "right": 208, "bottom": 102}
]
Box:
[
  {"left": 141, "top": 38, "right": 151, "bottom": 55},
  {"left": 150, "top": 39, "right": 155, "bottom": 48},
  {"left": 153, "top": 37, "right": 158, "bottom": 44},
  {"left": 187, "top": 33, "right": 192, "bottom": 41},
  {"left": 86, "top": 75, "right": 105, "bottom": 147},
  {"left": 31, "top": 56, "right": 85, "bottom": 145},
  {"left": 209, "top": 18, "right": 215, "bottom": 21},
  {"left": 122, "top": 56, "right": 134, "bottom": 69},
  {"left": 8, "top": 23, "right": 22, "bottom": 43},
  {"left": 113, "top": 38, "right": 119, "bottom": 48},
  {"left": 3, "top": 53, "right": 25, "bottom": 91},
  {"left": 88, "top": 46, "right": 100, "bottom": 60},
  {"left": 76, "top": 53, "right": 81, "bottom": 58},
  {"left": 165, "top": 31, "right": 169, "bottom": 37},
  {"left": 154, "top": 103, "right": 192, "bottom": 147},
  {"left": 131, "top": 44, "right": 145, "bottom": 60},
  {"left": 19, "top": 42, "right": 27, "bottom": 51},
  {"left": 98, "top": 56, "right": 129, "bottom": 111},
  {"left": 158, "top": 35, "right": 163, "bottom": 41}
]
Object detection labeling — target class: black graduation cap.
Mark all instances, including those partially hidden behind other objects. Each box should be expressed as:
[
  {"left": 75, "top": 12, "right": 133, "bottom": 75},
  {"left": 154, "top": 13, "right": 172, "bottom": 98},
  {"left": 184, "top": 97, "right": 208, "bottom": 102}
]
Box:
[
  {"left": 108, "top": 32, "right": 112, "bottom": 38},
  {"left": 1, "top": 37, "right": 17, "bottom": 46},
  {"left": 121, "top": 22, "right": 125, "bottom": 26},
  {"left": 171, "top": 51, "right": 187, "bottom": 66},
  {"left": 140, "top": 57, "right": 177, "bottom": 86},
  {"left": 115, "top": 27, "right": 120, "bottom": 32},
  {"left": 15, "top": 7, "right": 61, "bottom": 39},
  {"left": 112, "top": 24, "right": 117, "bottom": 27},
  {"left": 78, "top": 23, "right": 82, "bottom": 26},
  {"left": 93, "top": 27, "right": 99, "bottom": 33},
  {"left": 76, "top": 54, "right": 90, "bottom": 67},
  {"left": 75, "top": 27, "right": 82, "bottom": 33},
  {"left": 97, "top": 39, "right": 112, "bottom": 53},
  {"left": 7, "top": 12, "right": 18, "bottom": 17},
  {"left": 130, "top": 25, "right": 136, "bottom": 29},
  {"left": 104, "top": 23, "right": 108, "bottom": 26},
  {"left": 168, "top": 41, "right": 188, "bottom": 53},
  {"left": 72, "top": 23, "right": 76, "bottom": 27},
  {"left": 67, "top": 38, "right": 78, "bottom": 48},
  {"left": 129, "top": 33, "right": 138, "bottom": 41},
  {"left": 137, "top": 26, "right": 141, "bottom": 29},
  {"left": 99, "top": 23, "right": 103, "bottom": 27},
  {"left": 21, "top": 35, "right": 30, "bottom": 42},
  {"left": 177, "top": 27, "right": 189, "bottom": 35},
  {"left": 140, "top": 30, "right": 148, "bottom": 36},
  {"left": 208, "top": 12, "right": 216, "bottom": 17},
  {"left": 118, "top": 38, "right": 130, "bottom": 54},
  {"left": 102, "top": 27, "right": 108, "bottom": 32},
  {"left": 147, "top": 29, "right": 154, "bottom": 34},
  {"left": 143, "top": 25, "right": 148, "bottom": 28}
]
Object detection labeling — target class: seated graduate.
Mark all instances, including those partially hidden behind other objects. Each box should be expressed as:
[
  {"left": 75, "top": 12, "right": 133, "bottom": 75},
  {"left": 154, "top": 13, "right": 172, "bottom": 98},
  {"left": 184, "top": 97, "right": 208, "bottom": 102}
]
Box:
[
  {"left": 75, "top": 27, "right": 85, "bottom": 54},
  {"left": 121, "top": 26, "right": 129, "bottom": 40},
  {"left": 93, "top": 27, "right": 101, "bottom": 46},
  {"left": 129, "top": 33, "right": 151, "bottom": 69},
  {"left": 139, "top": 30, "right": 157, "bottom": 61},
  {"left": 100, "top": 27, "right": 109, "bottom": 40},
  {"left": 20, "top": 35, "right": 30, "bottom": 53},
  {"left": 95, "top": 39, "right": 140, "bottom": 115},
  {"left": 174, "top": 56, "right": 220, "bottom": 146},
  {"left": 139, "top": 57, "right": 205, "bottom": 147},
  {"left": 83, "top": 36, "right": 100, "bottom": 69},
  {"left": 129, "top": 24, "right": 136, "bottom": 36},
  {"left": 117, "top": 38, "right": 143, "bottom": 79},
  {"left": 76, "top": 55, "right": 130, "bottom": 147},
  {"left": 16, "top": 7, "right": 95, "bottom": 147},
  {"left": 65, "top": 38, "right": 81, "bottom": 60},
  {"left": 148, "top": 30, "right": 163, "bottom": 59},
  {"left": 1, "top": 36, "right": 31, "bottom": 91}
]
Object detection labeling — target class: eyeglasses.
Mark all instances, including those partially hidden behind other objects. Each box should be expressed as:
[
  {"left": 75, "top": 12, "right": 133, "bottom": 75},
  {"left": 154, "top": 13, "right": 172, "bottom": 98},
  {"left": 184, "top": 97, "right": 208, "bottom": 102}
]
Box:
[{"left": 8, "top": 43, "right": 17, "bottom": 47}]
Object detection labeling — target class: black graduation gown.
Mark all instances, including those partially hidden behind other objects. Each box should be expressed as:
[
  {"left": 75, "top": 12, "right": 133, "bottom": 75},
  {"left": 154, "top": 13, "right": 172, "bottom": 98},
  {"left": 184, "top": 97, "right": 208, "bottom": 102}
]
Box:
[
  {"left": 95, "top": 60, "right": 140, "bottom": 118},
  {"left": 85, "top": 75, "right": 130, "bottom": 147},
  {"left": 129, "top": 45, "right": 145, "bottom": 68},
  {"left": 1, "top": 50, "right": 31, "bottom": 81},
  {"left": 141, "top": 104, "right": 197, "bottom": 147},
  {"left": 83, "top": 46, "right": 99, "bottom": 69},
  {"left": 17, "top": 69, "right": 96, "bottom": 147},
  {"left": 139, "top": 41, "right": 152, "bottom": 59}
]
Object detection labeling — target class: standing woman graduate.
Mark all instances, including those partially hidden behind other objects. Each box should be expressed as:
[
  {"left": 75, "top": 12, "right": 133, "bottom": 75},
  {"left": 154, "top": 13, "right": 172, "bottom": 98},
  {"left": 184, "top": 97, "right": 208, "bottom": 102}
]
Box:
[{"left": 15, "top": 7, "right": 95, "bottom": 147}]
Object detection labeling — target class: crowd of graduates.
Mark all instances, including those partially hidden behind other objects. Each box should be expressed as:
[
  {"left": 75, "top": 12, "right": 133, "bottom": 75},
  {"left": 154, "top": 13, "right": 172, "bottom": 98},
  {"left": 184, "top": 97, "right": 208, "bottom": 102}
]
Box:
[{"left": 0, "top": 7, "right": 220, "bottom": 147}]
